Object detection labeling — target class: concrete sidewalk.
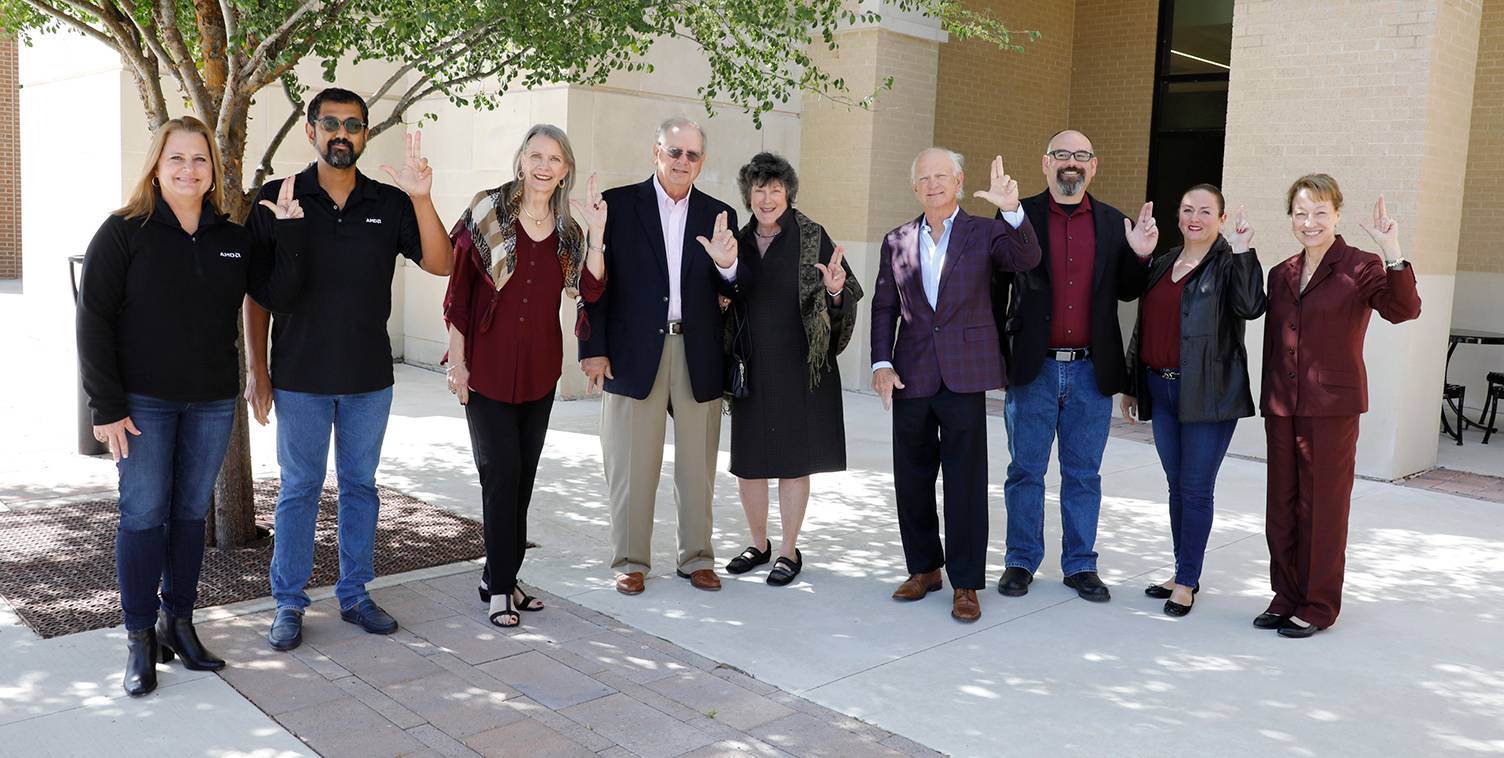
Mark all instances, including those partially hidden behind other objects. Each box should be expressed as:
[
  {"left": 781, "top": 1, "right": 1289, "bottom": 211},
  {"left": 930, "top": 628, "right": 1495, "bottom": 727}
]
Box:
[{"left": 4, "top": 269, "right": 1503, "bottom": 757}]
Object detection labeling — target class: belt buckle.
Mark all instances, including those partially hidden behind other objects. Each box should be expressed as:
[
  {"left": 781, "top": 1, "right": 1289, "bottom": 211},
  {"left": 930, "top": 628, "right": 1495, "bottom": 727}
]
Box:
[
  {"left": 1052, "top": 349, "right": 1075, "bottom": 362},
  {"left": 1161, "top": 368, "right": 1180, "bottom": 380},
  {"left": 666, "top": 320, "right": 684, "bottom": 335}
]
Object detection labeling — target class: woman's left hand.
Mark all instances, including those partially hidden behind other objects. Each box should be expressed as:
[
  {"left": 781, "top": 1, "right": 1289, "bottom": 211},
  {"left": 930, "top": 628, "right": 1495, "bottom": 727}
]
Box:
[
  {"left": 1359, "top": 194, "right": 1402, "bottom": 261},
  {"left": 570, "top": 172, "right": 608, "bottom": 234},
  {"left": 814, "top": 245, "right": 847, "bottom": 294}
]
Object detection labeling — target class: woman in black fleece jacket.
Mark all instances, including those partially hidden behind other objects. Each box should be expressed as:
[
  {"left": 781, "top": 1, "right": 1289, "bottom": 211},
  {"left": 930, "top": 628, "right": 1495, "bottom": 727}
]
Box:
[{"left": 76, "top": 116, "right": 305, "bottom": 697}]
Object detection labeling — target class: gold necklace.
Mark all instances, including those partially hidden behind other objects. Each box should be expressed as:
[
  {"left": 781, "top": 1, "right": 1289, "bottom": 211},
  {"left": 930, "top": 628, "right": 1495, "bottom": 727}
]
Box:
[{"left": 520, "top": 204, "right": 551, "bottom": 228}]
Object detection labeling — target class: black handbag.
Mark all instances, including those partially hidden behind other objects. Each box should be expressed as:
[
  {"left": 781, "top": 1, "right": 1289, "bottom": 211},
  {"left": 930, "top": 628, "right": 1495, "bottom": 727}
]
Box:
[{"left": 724, "top": 303, "right": 751, "bottom": 401}]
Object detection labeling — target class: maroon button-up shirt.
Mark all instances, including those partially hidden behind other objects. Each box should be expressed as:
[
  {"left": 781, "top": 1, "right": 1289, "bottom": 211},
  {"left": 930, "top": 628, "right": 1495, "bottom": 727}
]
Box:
[
  {"left": 1047, "top": 195, "right": 1095, "bottom": 348},
  {"left": 1139, "top": 270, "right": 1188, "bottom": 370}
]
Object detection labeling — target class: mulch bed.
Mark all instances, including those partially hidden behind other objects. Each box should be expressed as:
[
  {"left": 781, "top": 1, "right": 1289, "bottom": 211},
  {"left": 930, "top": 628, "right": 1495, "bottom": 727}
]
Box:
[{"left": 0, "top": 479, "right": 483, "bottom": 639}]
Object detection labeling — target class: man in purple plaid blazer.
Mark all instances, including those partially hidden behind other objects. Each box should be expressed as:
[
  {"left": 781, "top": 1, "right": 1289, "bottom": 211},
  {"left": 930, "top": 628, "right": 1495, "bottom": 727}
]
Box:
[{"left": 870, "top": 147, "right": 1042, "bottom": 623}]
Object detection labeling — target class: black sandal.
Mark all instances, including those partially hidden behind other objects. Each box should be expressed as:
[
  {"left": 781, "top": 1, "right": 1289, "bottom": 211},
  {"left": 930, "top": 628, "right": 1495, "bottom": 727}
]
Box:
[
  {"left": 513, "top": 587, "right": 544, "bottom": 612},
  {"left": 488, "top": 595, "right": 519, "bottom": 628},
  {"left": 726, "top": 540, "right": 772, "bottom": 574},
  {"left": 766, "top": 550, "right": 802, "bottom": 586}
]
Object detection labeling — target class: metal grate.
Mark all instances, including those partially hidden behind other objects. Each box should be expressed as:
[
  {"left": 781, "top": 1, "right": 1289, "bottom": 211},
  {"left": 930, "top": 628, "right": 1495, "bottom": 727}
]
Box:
[{"left": 0, "top": 479, "right": 483, "bottom": 638}]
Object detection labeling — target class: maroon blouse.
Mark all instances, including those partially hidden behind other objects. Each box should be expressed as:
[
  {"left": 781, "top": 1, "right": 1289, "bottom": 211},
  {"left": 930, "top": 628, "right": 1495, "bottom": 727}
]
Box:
[
  {"left": 444, "top": 220, "right": 605, "bottom": 404},
  {"left": 1139, "top": 270, "right": 1189, "bottom": 370},
  {"left": 1046, "top": 195, "right": 1096, "bottom": 348}
]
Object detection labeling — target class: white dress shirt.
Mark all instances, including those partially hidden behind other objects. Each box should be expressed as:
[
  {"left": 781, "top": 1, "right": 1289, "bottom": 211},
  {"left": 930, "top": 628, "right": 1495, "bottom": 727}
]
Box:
[{"left": 653, "top": 175, "right": 737, "bottom": 321}]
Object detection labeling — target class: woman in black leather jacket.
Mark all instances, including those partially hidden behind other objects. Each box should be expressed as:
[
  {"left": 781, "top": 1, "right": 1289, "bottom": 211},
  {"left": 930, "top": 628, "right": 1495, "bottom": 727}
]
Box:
[{"left": 1122, "top": 184, "right": 1267, "bottom": 617}]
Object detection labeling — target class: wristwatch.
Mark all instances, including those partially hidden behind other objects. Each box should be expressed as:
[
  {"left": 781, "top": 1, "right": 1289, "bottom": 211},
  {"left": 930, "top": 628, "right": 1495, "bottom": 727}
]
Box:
[{"left": 1385, "top": 258, "right": 1408, "bottom": 271}]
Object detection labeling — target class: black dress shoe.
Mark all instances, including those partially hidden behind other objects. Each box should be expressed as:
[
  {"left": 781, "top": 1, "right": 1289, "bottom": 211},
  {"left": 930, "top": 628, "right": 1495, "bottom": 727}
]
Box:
[
  {"left": 123, "top": 628, "right": 163, "bottom": 697},
  {"left": 156, "top": 611, "right": 225, "bottom": 671},
  {"left": 1163, "top": 597, "right": 1193, "bottom": 617},
  {"left": 997, "top": 567, "right": 1033, "bottom": 597},
  {"left": 340, "top": 599, "right": 398, "bottom": 634},
  {"left": 726, "top": 540, "right": 773, "bottom": 575},
  {"left": 1145, "top": 583, "right": 1199, "bottom": 600},
  {"left": 1277, "top": 619, "right": 1325, "bottom": 638},
  {"left": 1063, "top": 571, "right": 1111, "bottom": 602},
  {"left": 268, "top": 608, "right": 304, "bottom": 650},
  {"left": 1252, "top": 612, "right": 1289, "bottom": 630}
]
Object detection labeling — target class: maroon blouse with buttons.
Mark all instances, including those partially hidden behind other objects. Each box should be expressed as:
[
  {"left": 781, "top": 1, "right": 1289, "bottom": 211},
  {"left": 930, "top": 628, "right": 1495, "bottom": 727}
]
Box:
[
  {"left": 1046, "top": 195, "right": 1096, "bottom": 348},
  {"left": 1139, "top": 270, "right": 1188, "bottom": 370},
  {"left": 445, "top": 220, "right": 605, "bottom": 404}
]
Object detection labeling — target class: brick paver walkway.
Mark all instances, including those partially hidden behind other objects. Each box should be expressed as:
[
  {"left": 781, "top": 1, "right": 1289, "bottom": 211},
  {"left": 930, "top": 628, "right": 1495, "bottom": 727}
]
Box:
[{"left": 201, "top": 566, "right": 939, "bottom": 758}]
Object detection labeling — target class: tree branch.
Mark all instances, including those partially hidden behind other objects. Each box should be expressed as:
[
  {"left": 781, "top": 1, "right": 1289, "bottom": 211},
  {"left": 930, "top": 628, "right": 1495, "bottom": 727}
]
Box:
[
  {"left": 368, "top": 54, "right": 523, "bottom": 138},
  {"left": 153, "top": 0, "right": 217, "bottom": 119},
  {"left": 369, "top": 22, "right": 503, "bottom": 105},
  {"left": 19, "top": 0, "right": 120, "bottom": 52},
  {"left": 253, "top": 79, "right": 306, "bottom": 191},
  {"left": 240, "top": 0, "right": 321, "bottom": 87}
]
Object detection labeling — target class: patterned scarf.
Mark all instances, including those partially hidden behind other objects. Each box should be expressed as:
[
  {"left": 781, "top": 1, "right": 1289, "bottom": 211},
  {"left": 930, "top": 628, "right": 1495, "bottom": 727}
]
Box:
[
  {"left": 460, "top": 180, "right": 585, "bottom": 298},
  {"left": 794, "top": 210, "right": 863, "bottom": 389}
]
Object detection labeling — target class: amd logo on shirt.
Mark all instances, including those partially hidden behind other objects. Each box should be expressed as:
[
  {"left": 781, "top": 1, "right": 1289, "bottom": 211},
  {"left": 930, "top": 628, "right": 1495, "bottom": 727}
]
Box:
[
  {"left": 365, "top": 218, "right": 383, "bottom": 224},
  {"left": 219, "top": 251, "right": 242, "bottom": 259}
]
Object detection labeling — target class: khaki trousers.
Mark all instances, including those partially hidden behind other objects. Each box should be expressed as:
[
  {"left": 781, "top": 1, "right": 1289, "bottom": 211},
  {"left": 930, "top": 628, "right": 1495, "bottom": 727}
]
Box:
[{"left": 602, "top": 334, "right": 721, "bottom": 575}]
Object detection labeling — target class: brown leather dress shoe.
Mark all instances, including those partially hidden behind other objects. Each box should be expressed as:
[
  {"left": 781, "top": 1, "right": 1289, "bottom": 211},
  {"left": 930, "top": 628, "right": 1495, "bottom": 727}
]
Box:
[
  {"left": 615, "top": 572, "right": 645, "bottom": 595},
  {"left": 892, "top": 569, "right": 942, "bottom": 601},
  {"left": 951, "top": 589, "right": 981, "bottom": 622},
  {"left": 676, "top": 568, "right": 722, "bottom": 591}
]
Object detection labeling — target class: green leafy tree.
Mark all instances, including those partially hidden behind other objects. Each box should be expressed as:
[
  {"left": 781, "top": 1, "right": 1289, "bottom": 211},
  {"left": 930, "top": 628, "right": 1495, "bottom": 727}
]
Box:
[{"left": 2, "top": 0, "right": 1034, "bottom": 545}]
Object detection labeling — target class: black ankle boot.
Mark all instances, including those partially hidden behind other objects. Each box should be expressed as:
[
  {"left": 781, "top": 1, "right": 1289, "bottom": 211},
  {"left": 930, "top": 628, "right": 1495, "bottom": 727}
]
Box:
[
  {"left": 156, "top": 611, "right": 225, "bottom": 671},
  {"left": 123, "top": 628, "right": 164, "bottom": 696}
]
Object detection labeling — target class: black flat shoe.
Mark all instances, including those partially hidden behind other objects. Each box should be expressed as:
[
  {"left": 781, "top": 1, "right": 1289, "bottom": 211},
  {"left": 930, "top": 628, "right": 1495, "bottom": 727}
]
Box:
[
  {"left": 340, "top": 599, "right": 398, "bottom": 634},
  {"left": 1144, "top": 583, "right": 1199, "bottom": 600},
  {"left": 1063, "top": 571, "right": 1111, "bottom": 602},
  {"left": 1253, "top": 612, "right": 1289, "bottom": 630},
  {"left": 726, "top": 540, "right": 772, "bottom": 574},
  {"left": 1163, "top": 597, "right": 1194, "bottom": 617},
  {"left": 766, "top": 550, "right": 803, "bottom": 586},
  {"left": 123, "top": 628, "right": 164, "bottom": 697},
  {"left": 997, "top": 567, "right": 1033, "bottom": 597},
  {"left": 156, "top": 611, "right": 225, "bottom": 671},
  {"left": 1277, "top": 619, "right": 1325, "bottom": 638},
  {"left": 267, "top": 608, "right": 304, "bottom": 651}
]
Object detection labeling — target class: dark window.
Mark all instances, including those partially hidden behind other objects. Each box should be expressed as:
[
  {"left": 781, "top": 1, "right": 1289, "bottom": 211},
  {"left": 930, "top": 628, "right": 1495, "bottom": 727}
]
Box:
[{"left": 1146, "top": 0, "right": 1233, "bottom": 250}]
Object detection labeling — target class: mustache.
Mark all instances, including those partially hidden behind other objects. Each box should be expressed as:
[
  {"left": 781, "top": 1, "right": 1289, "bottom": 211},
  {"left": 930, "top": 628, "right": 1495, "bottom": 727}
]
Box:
[{"left": 328, "top": 138, "right": 354, "bottom": 150}]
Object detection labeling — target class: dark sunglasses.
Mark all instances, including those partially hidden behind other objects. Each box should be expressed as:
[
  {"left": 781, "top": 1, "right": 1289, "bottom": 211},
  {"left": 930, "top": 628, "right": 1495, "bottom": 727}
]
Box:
[
  {"left": 1046, "top": 149, "right": 1095, "bottom": 162},
  {"left": 658, "top": 144, "right": 704, "bottom": 163},
  {"left": 315, "top": 116, "right": 367, "bottom": 134}
]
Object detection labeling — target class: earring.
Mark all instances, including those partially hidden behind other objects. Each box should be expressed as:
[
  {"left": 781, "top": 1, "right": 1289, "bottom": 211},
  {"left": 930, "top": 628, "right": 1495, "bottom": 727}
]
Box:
[{"left": 152, "top": 177, "right": 159, "bottom": 187}]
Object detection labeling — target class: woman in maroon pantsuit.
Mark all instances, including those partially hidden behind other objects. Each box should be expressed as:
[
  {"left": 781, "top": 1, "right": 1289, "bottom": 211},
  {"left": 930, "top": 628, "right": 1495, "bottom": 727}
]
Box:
[{"left": 1257, "top": 174, "right": 1421, "bottom": 638}]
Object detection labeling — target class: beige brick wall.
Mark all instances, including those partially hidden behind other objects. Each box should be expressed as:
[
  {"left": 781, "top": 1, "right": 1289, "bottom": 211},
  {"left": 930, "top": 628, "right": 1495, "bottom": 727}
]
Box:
[
  {"left": 934, "top": 2, "right": 1076, "bottom": 216},
  {"left": 1067, "top": 0, "right": 1159, "bottom": 214},
  {"left": 1, "top": 36, "right": 19, "bottom": 280},
  {"left": 1459, "top": 0, "right": 1502, "bottom": 273}
]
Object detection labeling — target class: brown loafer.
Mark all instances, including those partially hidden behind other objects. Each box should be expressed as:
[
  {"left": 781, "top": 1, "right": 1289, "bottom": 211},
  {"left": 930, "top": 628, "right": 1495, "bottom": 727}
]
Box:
[
  {"left": 676, "top": 568, "right": 722, "bottom": 591},
  {"left": 951, "top": 589, "right": 980, "bottom": 622},
  {"left": 892, "top": 569, "right": 942, "bottom": 601},
  {"left": 615, "top": 572, "right": 645, "bottom": 595}
]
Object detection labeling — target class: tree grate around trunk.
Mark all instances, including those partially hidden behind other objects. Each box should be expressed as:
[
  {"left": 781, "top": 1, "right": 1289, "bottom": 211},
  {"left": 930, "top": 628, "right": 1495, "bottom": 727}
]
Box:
[{"left": 0, "top": 478, "right": 483, "bottom": 639}]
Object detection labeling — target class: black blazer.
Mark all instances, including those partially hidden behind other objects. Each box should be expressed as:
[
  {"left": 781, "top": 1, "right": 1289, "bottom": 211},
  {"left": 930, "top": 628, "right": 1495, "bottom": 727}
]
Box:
[
  {"left": 578, "top": 178, "right": 739, "bottom": 403},
  {"left": 992, "top": 191, "right": 1148, "bottom": 395},
  {"left": 1124, "top": 236, "right": 1268, "bottom": 423}
]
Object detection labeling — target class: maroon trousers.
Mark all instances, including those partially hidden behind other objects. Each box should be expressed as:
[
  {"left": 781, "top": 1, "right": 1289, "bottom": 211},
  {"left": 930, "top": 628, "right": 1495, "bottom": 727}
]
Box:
[{"left": 1263, "top": 415, "right": 1360, "bottom": 628}]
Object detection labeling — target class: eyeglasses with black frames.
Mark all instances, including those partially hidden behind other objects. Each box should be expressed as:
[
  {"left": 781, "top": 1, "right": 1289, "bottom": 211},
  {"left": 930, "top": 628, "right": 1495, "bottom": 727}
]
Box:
[
  {"left": 316, "top": 116, "right": 367, "bottom": 134},
  {"left": 1046, "top": 149, "right": 1095, "bottom": 162}
]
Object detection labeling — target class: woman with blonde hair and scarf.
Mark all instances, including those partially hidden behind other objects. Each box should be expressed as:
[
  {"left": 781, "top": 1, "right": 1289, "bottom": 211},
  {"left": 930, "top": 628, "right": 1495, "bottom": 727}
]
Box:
[{"left": 443, "top": 124, "right": 606, "bottom": 627}]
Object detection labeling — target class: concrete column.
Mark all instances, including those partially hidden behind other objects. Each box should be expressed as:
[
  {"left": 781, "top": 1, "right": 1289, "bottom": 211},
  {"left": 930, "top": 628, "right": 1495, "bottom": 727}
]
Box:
[
  {"left": 1221, "top": 0, "right": 1485, "bottom": 479},
  {"left": 1, "top": 36, "right": 19, "bottom": 280},
  {"left": 797, "top": 20, "right": 945, "bottom": 389}
]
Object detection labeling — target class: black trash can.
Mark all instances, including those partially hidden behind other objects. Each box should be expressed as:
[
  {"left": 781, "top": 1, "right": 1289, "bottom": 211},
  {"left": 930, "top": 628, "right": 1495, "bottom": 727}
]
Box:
[{"left": 69, "top": 253, "right": 108, "bottom": 456}]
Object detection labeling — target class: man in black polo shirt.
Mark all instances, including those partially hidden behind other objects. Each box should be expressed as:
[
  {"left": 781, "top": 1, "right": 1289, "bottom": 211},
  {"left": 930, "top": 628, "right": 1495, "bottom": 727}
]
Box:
[{"left": 244, "top": 88, "right": 453, "bottom": 651}]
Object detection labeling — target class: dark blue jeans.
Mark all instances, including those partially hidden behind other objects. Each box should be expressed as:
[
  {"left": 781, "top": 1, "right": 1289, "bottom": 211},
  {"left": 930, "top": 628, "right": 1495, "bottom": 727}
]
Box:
[
  {"left": 1003, "top": 357, "right": 1112, "bottom": 576},
  {"left": 1146, "top": 372, "right": 1237, "bottom": 588},
  {"left": 115, "top": 394, "right": 236, "bottom": 631}
]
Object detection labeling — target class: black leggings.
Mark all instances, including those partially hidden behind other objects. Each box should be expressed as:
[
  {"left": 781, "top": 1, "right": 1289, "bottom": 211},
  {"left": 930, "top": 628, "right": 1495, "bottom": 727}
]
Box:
[{"left": 465, "top": 390, "right": 555, "bottom": 597}]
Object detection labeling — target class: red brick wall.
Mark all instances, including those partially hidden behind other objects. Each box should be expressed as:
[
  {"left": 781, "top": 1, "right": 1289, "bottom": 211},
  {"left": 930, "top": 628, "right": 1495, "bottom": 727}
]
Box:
[{"left": 0, "top": 36, "right": 19, "bottom": 280}]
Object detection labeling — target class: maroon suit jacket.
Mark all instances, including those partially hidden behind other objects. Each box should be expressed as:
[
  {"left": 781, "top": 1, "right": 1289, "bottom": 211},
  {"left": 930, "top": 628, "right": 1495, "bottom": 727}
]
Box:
[
  {"left": 871, "top": 209, "right": 1041, "bottom": 399},
  {"left": 1260, "top": 235, "right": 1421, "bottom": 417}
]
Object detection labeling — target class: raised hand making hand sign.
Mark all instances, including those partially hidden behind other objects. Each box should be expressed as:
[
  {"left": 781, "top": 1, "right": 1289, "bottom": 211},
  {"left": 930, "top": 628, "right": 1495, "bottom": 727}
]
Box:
[
  {"left": 1228, "top": 205, "right": 1255, "bottom": 254},
  {"left": 814, "top": 245, "right": 848, "bottom": 299},
  {"left": 971, "top": 155, "right": 1020, "bottom": 212},
  {"left": 258, "top": 174, "right": 304, "bottom": 220},
  {"left": 696, "top": 210, "right": 738, "bottom": 269},
  {"left": 1125, "top": 201, "right": 1159, "bottom": 257},
  {"left": 1359, "top": 194, "right": 1404, "bottom": 264},
  {"left": 379, "top": 131, "right": 434, "bottom": 198}
]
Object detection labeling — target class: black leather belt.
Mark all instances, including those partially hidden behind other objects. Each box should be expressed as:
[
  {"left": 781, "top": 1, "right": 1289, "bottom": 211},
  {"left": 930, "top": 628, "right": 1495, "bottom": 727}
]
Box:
[
  {"left": 1150, "top": 367, "right": 1180, "bottom": 380},
  {"left": 665, "top": 320, "right": 684, "bottom": 335},
  {"left": 1048, "top": 347, "right": 1091, "bottom": 362}
]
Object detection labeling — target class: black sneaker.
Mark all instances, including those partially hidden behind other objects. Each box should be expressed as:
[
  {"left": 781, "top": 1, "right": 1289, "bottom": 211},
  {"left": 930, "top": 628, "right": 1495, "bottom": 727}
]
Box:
[
  {"left": 339, "top": 599, "right": 398, "bottom": 634},
  {"left": 267, "top": 608, "right": 304, "bottom": 651}
]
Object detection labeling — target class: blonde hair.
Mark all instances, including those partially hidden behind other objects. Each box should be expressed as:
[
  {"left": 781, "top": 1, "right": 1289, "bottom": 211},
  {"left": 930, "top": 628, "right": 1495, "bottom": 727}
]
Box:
[
  {"left": 1285, "top": 173, "right": 1343, "bottom": 215},
  {"left": 116, "top": 116, "right": 225, "bottom": 220},
  {"left": 510, "top": 124, "right": 578, "bottom": 227}
]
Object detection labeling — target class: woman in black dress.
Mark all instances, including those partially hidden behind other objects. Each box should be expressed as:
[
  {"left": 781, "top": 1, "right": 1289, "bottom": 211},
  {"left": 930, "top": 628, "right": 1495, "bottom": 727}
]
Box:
[{"left": 723, "top": 152, "right": 862, "bottom": 586}]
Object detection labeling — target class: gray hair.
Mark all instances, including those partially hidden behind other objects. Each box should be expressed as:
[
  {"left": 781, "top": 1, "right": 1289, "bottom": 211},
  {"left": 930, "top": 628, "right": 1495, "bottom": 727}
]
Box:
[
  {"left": 511, "top": 123, "right": 577, "bottom": 226},
  {"left": 911, "top": 147, "right": 965, "bottom": 201},
  {"left": 656, "top": 117, "right": 707, "bottom": 152}
]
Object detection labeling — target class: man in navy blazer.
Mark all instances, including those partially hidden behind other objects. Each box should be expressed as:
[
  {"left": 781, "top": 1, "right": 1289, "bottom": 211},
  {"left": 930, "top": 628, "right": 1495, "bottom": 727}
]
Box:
[
  {"left": 871, "top": 147, "right": 1041, "bottom": 622},
  {"left": 578, "top": 118, "right": 740, "bottom": 595}
]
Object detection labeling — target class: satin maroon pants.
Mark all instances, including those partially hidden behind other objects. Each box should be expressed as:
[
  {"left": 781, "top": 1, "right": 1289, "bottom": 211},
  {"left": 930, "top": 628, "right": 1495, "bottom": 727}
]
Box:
[{"left": 1263, "top": 415, "right": 1360, "bottom": 628}]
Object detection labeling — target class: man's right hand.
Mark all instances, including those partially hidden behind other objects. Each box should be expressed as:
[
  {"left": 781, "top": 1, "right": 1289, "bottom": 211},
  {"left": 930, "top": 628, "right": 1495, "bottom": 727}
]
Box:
[
  {"left": 581, "top": 357, "right": 613, "bottom": 395},
  {"left": 246, "top": 370, "right": 273, "bottom": 425},
  {"left": 872, "top": 367, "right": 905, "bottom": 411},
  {"left": 1120, "top": 394, "right": 1138, "bottom": 424}
]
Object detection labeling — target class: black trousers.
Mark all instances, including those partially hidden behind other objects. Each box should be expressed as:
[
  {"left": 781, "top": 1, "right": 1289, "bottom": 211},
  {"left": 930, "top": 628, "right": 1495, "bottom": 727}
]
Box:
[
  {"left": 465, "top": 389, "right": 555, "bottom": 597},
  {"left": 892, "top": 388, "right": 989, "bottom": 590}
]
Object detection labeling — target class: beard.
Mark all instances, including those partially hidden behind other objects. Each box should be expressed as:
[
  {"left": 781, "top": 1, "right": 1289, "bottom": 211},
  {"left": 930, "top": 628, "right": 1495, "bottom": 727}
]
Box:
[
  {"left": 322, "top": 138, "right": 360, "bottom": 169},
  {"left": 1054, "top": 168, "right": 1085, "bottom": 197}
]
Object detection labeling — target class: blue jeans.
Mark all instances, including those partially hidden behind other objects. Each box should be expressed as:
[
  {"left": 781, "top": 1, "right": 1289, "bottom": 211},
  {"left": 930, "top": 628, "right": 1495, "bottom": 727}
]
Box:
[
  {"left": 269, "top": 386, "right": 392, "bottom": 611},
  {"left": 1146, "top": 372, "right": 1236, "bottom": 588},
  {"left": 1003, "top": 357, "right": 1112, "bottom": 576},
  {"left": 115, "top": 394, "right": 236, "bottom": 630}
]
